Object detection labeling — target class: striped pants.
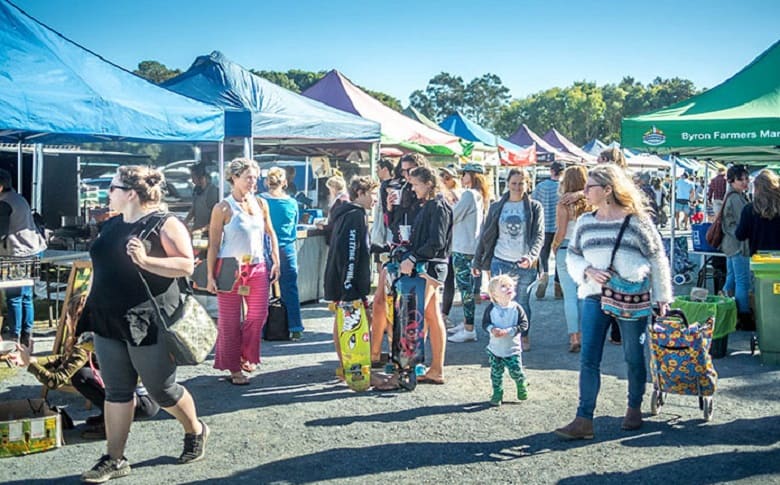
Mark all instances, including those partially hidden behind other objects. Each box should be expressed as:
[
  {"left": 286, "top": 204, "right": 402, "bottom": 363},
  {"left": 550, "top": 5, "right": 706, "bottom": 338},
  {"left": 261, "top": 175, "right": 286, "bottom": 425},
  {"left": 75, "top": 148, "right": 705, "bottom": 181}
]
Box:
[{"left": 214, "top": 263, "right": 269, "bottom": 372}]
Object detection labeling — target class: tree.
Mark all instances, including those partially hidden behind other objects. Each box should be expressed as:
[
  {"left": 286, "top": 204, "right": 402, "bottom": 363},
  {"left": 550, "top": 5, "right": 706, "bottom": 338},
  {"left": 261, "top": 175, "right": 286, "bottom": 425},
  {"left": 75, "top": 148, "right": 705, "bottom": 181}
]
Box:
[
  {"left": 361, "top": 88, "right": 402, "bottom": 112},
  {"left": 134, "top": 60, "right": 181, "bottom": 84},
  {"left": 252, "top": 70, "right": 300, "bottom": 91},
  {"left": 463, "top": 74, "right": 510, "bottom": 130},
  {"left": 410, "top": 72, "right": 466, "bottom": 122}
]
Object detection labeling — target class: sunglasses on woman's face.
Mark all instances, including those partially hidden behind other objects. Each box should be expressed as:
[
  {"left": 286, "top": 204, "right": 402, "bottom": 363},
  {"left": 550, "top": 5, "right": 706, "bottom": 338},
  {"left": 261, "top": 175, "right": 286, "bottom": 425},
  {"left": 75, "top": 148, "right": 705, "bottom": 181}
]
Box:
[{"left": 109, "top": 184, "right": 131, "bottom": 193}]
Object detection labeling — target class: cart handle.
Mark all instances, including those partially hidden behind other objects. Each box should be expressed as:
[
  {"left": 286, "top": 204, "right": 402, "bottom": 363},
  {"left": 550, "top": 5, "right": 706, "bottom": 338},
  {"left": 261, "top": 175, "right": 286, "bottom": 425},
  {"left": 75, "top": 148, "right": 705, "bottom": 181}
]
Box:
[{"left": 653, "top": 308, "right": 690, "bottom": 327}]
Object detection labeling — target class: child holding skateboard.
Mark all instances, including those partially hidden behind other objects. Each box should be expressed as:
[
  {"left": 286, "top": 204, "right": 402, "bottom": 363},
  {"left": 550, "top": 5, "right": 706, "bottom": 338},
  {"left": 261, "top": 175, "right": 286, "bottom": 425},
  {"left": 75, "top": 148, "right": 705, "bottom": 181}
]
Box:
[
  {"left": 323, "top": 176, "right": 377, "bottom": 384},
  {"left": 482, "top": 274, "right": 530, "bottom": 405}
]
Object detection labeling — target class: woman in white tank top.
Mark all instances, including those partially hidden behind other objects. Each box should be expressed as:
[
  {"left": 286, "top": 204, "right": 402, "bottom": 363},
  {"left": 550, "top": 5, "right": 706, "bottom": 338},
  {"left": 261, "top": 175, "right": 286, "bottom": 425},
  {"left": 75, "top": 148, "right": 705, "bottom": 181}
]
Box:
[{"left": 207, "top": 158, "right": 280, "bottom": 385}]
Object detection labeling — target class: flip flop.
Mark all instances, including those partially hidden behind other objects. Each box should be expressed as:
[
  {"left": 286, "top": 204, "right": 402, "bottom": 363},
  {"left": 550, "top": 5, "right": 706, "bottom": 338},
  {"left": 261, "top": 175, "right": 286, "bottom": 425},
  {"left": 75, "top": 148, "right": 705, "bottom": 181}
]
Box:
[
  {"left": 418, "top": 374, "right": 445, "bottom": 385},
  {"left": 222, "top": 375, "right": 250, "bottom": 386}
]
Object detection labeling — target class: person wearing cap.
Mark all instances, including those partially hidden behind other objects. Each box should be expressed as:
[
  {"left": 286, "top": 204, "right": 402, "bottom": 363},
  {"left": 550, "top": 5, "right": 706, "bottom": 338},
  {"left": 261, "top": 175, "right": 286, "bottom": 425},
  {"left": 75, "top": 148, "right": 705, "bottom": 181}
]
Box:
[
  {"left": 531, "top": 162, "right": 564, "bottom": 300},
  {"left": 448, "top": 163, "right": 491, "bottom": 343}
]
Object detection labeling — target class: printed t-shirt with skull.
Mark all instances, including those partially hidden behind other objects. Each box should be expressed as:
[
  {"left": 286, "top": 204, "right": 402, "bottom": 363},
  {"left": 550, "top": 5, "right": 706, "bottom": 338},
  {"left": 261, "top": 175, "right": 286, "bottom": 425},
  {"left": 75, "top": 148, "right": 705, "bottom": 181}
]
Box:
[{"left": 494, "top": 201, "right": 529, "bottom": 262}]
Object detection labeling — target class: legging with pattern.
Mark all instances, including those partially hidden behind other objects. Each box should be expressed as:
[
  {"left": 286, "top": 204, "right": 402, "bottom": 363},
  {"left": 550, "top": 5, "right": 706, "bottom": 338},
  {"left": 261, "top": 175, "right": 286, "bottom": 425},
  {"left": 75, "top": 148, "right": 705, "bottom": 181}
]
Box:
[
  {"left": 452, "top": 252, "right": 476, "bottom": 326},
  {"left": 488, "top": 350, "right": 526, "bottom": 392}
]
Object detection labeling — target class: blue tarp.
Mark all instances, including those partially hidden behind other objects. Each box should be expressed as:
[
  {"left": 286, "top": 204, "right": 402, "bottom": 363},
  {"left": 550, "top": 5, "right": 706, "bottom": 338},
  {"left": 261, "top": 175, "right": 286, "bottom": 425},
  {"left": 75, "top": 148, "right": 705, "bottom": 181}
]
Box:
[
  {"left": 439, "top": 111, "right": 524, "bottom": 151},
  {"left": 0, "top": 0, "right": 224, "bottom": 143},
  {"left": 163, "top": 52, "right": 380, "bottom": 144}
]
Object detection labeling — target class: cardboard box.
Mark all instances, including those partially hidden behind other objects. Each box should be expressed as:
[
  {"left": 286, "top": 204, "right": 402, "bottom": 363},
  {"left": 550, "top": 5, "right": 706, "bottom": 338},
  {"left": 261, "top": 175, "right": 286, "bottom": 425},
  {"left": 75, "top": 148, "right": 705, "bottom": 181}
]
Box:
[{"left": 0, "top": 399, "right": 62, "bottom": 457}]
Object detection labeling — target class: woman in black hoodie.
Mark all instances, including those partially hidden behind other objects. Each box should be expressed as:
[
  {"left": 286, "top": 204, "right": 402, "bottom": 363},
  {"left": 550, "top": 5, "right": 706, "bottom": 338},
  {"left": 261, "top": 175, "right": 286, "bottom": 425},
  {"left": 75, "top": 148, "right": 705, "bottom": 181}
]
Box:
[
  {"left": 399, "top": 166, "right": 453, "bottom": 384},
  {"left": 324, "top": 176, "right": 378, "bottom": 362}
]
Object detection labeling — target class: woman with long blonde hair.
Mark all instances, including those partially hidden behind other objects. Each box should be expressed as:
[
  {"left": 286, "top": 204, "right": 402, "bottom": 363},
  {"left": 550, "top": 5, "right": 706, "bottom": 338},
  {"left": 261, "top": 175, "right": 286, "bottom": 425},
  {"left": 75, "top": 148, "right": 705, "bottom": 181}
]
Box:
[
  {"left": 555, "top": 164, "right": 671, "bottom": 440},
  {"left": 737, "top": 169, "right": 780, "bottom": 254},
  {"left": 551, "top": 166, "right": 591, "bottom": 352}
]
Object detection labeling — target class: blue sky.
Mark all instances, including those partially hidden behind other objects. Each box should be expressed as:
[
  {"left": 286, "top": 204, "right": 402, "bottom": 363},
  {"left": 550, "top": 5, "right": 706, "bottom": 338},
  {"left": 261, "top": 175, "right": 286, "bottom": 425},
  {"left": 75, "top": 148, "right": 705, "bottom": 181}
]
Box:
[{"left": 12, "top": 0, "right": 780, "bottom": 103}]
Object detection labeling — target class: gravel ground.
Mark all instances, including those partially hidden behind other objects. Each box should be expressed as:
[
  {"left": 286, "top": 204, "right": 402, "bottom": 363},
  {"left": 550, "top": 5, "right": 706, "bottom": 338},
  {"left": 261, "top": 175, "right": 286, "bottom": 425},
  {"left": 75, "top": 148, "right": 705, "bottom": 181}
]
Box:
[{"left": 1, "top": 286, "right": 779, "bottom": 484}]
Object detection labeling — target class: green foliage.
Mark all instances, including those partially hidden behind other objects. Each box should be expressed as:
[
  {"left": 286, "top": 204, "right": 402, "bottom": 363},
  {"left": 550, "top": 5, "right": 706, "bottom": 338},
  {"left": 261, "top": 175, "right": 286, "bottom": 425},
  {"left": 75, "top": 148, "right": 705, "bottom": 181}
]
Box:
[
  {"left": 133, "top": 60, "right": 181, "bottom": 84},
  {"left": 409, "top": 72, "right": 466, "bottom": 122},
  {"left": 495, "top": 76, "right": 699, "bottom": 145},
  {"left": 464, "top": 74, "right": 511, "bottom": 131},
  {"left": 362, "top": 88, "right": 403, "bottom": 112}
]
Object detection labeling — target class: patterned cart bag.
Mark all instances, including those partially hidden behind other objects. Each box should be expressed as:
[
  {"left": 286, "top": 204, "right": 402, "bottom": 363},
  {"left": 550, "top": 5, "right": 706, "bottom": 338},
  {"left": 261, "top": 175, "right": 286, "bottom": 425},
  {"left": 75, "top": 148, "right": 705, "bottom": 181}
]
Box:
[{"left": 648, "top": 310, "right": 718, "bottom": 397}]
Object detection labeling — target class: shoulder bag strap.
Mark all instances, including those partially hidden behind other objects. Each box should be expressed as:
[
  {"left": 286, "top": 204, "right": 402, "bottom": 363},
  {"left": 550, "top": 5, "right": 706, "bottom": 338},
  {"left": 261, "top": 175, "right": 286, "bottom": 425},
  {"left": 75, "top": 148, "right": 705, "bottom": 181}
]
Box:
[
  {"left": 609, "top": 214, "right": 633, "bottom": 270},
  {"left": 134, "top": 212, "right": 194, "bottom": 329}
]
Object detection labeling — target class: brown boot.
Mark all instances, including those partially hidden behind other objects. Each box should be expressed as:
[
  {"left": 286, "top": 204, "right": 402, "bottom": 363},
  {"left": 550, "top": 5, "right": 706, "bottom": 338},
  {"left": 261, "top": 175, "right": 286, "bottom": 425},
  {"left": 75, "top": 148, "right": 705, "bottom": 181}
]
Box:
[
  {"left": 554, "top": 282, "right": 563, "bottom": 299},
  {"left": 554, "top": 417, "right": 594, "bottom": 440},
  {"left": 535, "top": 273, "right": 549, "bottom": 299},
  {"left": 568, "top": 333, "right": 581, "bottom": 353},
  {"left": 621, "top": 407, "right": 643, "bottom": 430}
]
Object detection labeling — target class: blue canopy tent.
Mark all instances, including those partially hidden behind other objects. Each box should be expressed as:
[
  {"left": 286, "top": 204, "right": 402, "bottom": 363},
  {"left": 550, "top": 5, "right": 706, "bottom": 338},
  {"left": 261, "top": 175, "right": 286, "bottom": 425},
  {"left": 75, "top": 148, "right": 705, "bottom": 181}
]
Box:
[
  {"left": 439, "top": 111, "right": 526, "bottom": 154},
  {"left": 0, "top": 1, "right": 224, "bottom": 144},
  {"left": 162, "top": 52, "right": 381, "bottom": 158},
  {"left": 0, "top": 0, "right": 225, "bottom": 210}
]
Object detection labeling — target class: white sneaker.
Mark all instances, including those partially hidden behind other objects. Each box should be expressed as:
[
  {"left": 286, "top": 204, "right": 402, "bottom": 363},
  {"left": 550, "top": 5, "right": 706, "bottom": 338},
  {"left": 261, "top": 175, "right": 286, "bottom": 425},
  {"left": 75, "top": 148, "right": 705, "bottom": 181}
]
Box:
[
  {"left": 447, "top": 322, "right": 465, "bottom": 334},
  {"left": 448, "top": 329, "right": 478, "bottom": 343}
]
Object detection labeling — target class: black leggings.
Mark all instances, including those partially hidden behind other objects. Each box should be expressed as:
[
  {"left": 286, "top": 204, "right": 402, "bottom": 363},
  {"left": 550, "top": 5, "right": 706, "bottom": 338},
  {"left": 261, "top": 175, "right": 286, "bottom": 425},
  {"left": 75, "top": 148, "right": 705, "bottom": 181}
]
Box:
[
  {"left": 70, "top": 366, "right": 160, "bottom": 420},
  {"left": 94, "top": 334, "right": 184, "bottom": 408},
  {"left": 441, "top": 257, "right": 455, "bottom": 316}
]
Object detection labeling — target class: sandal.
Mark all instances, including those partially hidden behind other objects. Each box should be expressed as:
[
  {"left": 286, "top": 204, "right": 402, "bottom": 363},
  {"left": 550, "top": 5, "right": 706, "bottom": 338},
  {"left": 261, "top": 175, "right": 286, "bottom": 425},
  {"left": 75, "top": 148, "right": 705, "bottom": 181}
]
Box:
[
  {"left": 241, "top": 362, "right": 257, "bottom": 373},
  {"left": 418, "top": 374, "right": 445, "bottom": 385}
]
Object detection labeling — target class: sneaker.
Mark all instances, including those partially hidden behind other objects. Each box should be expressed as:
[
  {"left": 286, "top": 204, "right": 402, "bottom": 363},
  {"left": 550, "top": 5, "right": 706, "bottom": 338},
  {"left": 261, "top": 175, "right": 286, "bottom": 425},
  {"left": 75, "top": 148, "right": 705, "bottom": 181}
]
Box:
[
  {"left": 290, "top": 331, "right": 303, "bottom": 341},
  {"left": 447, "top": 329, "right": 477, "bottom": 343},
  {"left": 447, "top": 322, "right": 465, "bottom": 335},
  {"left": 178, "top": 419, "right": 210, "bottom": 464},
  {"left": 81, "top": 454, "right": 131, "bottom": 483},
  {"left": 516, "top": 381, "right": 529, "bottom": 401},
  {"left": 489, "top": 390, "right": 503, "bottom": 406}
]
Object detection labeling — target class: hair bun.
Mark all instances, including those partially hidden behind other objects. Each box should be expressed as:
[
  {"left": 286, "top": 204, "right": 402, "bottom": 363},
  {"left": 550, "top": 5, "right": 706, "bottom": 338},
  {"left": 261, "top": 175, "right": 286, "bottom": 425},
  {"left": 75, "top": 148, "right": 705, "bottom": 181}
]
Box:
[{"left": 146, "top": 174, "right": 162, "bottom": 186}]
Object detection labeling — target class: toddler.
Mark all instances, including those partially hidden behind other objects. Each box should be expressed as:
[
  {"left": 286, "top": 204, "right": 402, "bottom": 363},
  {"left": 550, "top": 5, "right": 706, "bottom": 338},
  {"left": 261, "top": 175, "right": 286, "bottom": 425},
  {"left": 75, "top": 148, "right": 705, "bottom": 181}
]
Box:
[
  {"left": 481, "top": 274, "right": 530, "bottom": 406},
  {"left": 690, "top": 199, "right": 704, "bottom": 224}
]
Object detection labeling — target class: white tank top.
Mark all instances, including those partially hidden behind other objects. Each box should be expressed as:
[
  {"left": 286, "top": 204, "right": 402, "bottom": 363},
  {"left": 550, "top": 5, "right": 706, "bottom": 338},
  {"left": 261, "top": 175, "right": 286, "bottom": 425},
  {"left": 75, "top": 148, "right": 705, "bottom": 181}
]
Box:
[{"left": 217, "top": 195, "right": 265, "bottom": 263}]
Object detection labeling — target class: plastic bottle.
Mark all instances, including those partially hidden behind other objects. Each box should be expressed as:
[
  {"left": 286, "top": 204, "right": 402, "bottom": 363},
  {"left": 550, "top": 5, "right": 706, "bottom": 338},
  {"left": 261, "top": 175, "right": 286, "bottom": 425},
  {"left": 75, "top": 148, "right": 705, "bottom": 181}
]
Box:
[{"left": 414, "top": 363, "right": 426, "bottom": 376}]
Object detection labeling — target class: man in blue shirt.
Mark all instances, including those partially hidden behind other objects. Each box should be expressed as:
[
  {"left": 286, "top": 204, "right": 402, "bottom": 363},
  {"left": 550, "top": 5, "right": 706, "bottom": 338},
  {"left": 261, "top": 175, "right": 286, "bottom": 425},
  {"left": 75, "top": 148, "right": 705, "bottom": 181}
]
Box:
[{"left": 531, "top": 161, "right": 564, "bottom": 299}]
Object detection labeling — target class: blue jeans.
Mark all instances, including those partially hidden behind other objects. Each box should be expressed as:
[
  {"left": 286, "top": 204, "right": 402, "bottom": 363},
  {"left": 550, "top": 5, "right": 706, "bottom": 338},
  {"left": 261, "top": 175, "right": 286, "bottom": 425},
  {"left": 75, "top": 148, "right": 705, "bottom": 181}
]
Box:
[
  {"left": 577, "top": 297, "right": 647, "bottom": 420},
  {"left": 724, "top": 254, "right": 751, "bottom": 314},
  {"left": 279, "top": 242, "right": 303, "bottom": 332},
  {"left": 556, "top": 245, "right": 579, "bottom": 335},
  {"left": 6, "top": 285, "right": 34, "bottom": 337},
  {"left": 489, "top": 257, "right": 536, "bottom": 335}
]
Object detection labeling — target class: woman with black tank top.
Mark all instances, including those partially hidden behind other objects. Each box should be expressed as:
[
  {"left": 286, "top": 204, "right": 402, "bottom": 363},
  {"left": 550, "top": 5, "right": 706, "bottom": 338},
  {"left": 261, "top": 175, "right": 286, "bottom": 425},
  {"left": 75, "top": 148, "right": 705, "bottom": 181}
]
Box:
[{"left": 77, "top": 166, "right": 208, "bottom": 483}]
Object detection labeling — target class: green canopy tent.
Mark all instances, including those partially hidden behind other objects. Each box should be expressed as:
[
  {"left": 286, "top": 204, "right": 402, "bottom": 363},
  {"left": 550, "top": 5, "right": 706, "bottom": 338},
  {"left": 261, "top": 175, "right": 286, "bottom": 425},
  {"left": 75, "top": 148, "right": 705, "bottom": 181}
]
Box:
[
  {"left": 622, "top": 40, "right": 780, "bottom": 280},
  {"left": 622, "top": 40, "right": 780, "bottom": 163}
]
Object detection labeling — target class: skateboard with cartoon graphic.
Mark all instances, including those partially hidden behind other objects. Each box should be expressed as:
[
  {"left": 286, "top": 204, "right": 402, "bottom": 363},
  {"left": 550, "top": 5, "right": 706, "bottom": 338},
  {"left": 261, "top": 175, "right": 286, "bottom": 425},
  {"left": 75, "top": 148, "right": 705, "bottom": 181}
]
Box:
[
  {"left": 335, "top": 300, "right": 371, "bottom": 392},
  {"left": 389, "top": 265, "right": 426, "bottom": 391}
]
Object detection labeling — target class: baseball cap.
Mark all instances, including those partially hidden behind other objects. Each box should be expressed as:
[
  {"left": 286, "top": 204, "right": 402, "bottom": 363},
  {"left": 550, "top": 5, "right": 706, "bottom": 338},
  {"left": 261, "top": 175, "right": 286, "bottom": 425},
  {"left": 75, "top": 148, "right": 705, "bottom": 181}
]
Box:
[
  {"left": 438, "top": 166, "right": 457, "bottom": 178},
  {"left": 460, "top": 163, "right": 484, "bottom": 174}
]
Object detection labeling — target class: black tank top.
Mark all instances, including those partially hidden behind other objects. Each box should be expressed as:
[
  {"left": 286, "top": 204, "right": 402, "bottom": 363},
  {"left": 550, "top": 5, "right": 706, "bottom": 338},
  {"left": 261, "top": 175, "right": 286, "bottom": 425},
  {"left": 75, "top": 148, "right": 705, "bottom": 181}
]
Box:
[{"left": 77, "top": 212, "right": 182, "bottom": 346}]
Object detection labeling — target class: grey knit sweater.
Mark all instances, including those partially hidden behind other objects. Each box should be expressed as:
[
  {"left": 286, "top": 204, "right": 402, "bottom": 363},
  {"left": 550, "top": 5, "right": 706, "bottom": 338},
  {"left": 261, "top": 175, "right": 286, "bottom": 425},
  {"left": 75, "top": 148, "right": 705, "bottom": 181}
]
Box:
[{"left": 566, "top": 212, "right": 672, "bottom": 302}]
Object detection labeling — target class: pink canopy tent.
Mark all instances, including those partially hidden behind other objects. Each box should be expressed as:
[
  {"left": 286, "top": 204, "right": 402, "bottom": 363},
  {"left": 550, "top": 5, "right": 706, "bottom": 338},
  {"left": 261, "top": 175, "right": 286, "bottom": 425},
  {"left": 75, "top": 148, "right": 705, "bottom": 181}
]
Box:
[
  {"left": 507, "top": 124, "right": 579, "bottom": 163},
  {"left": 543, "top": 128, "right": 597, "bottom": 163},
  {"left": 303, "top": 70, "right": 462, "bottom": 155}
]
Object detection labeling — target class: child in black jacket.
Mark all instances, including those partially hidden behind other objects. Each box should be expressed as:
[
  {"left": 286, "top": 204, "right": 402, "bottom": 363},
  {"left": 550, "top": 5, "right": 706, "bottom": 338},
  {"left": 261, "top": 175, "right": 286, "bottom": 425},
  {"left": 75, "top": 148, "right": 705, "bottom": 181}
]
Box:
[{"left": 324, "top": 176, "right": 378, "bottom": 366}]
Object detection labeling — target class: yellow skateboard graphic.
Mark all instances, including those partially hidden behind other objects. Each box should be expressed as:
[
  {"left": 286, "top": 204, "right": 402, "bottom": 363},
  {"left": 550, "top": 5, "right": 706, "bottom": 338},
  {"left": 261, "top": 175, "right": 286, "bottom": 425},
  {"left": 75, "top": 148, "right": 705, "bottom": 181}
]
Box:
[{"left": 335, "top": 300, "right": 371, "bottom": 392}]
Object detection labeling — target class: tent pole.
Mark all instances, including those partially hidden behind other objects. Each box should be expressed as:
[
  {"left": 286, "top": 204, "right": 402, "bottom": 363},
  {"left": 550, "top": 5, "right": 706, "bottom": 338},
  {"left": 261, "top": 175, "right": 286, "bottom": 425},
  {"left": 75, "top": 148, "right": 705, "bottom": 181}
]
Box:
[
  {"left": 76, "top": 155, "right": 82, "bottom": 221},
  {"left": 703, "top": 160, "right": 710, "bottom": 218},
  {"left": 304, "top": 156, "right": 310, "bottom": 196},
  {"left": 16, "top": 141, "right": 22, "bottom": 191},
  {"left": 218, "top": 141, "right": 225, "bottom": 200},
  {"left": 35, "top": 143, "right": 44, "bottom": 212},
  {"left": 369, "top": 142, "right": 377, "bottom": 180},
  {"left": 243, "top": 137, "right": 252, "bottom": 159},
  {"left": 670, "top": 153, "right": 677, "bottom": 282}
]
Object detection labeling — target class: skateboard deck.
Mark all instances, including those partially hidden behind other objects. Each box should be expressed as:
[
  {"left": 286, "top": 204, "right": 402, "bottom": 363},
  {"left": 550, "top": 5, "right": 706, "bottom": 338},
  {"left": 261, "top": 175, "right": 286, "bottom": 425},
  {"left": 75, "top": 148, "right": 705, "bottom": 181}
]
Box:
[
  {"left": 392, "top": 273, "right": 426, "bottom": 390},
  {"left": 336, "top": 300, "right": 371, "bottom": 392}
]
